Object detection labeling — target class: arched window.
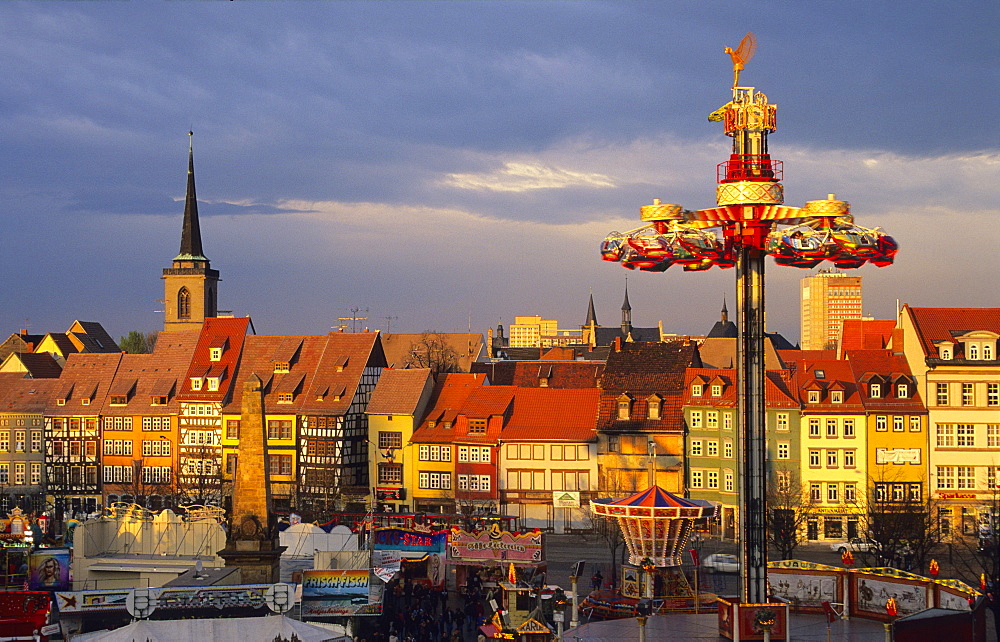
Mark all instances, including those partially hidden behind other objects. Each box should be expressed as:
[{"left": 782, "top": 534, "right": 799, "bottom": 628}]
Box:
[{"left": 178, "top": 287, "right": 191, "bottom": 319}]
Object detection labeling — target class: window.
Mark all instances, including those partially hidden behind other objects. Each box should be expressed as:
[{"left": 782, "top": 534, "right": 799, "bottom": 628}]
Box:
[
  {"left": 962, "top": 383, "right": 974, "bottom": 406},
  {"left": 724, "top": 470, "right": 734, "bottom": 492},
  {"left": 706, "top": 470, "right": 719, "bottom": 489},
  {"left": 210, "top": 347, "right": 222, "bottom": 361},
  {"left": 419, "top": 445, "right": 451, "bottom": 461},
  {"left": 957, "top": 466, "right": 975, "bottom": 490},
  {"left": 268, "top": 455, "right": 293, "bottom": 476},
  {"left": 826, "top": 419, "right": 838, "bottom": 438},
  {"left": 151, "top": 395, "right": 168, "bottom": 405},
  {"left": 14, "top": 431, "right": 25, "bottom": 452},
  {"left": 142, "top": 440, "right": 171, "bottom": 457},
  {"left": 617, "top": 395, "right": 631, "bottom": 420},
  {"left": 940, "top": 344, "right": 952, "bottom": 360},
  {"left": 724, "top": 440, "right": 733, "bottom": 459},
  {"left": 808, "top": 390, "right": 821, "bottom": 404},
  {"left": 985, "top": 343, "right": 995, "bottom": 360},
  {"left": 190, "top": 378, "right": 203, "bottom": 391},
  {"left": 379, "top": 431, "right": 403, "bottom": 450},
  {"left": 226, "top": 420, "right": 241, "bottom": 440},
  {"left": 30, "top": 463, "right": 41, "bottom": 485},
  {"left": 831, "top": 390, "right": 843, "bottom": 403},
  {"left": 909, "top": 416, "right": 921, "bottom": 432},
  {"left": 968, "top": 344, "right": 979, "bottom": 360},
  {"left": 844, "top": 450, "right": 856, "bottom": 468},
  {"left": 183, "top": 430, "right": 218, "bottom": 446},
  {"left": 957, "top": 424, "right": 975, "bottom": 447},
  {"left": 989, "top": 383, "right": 999, "bottom": 407},
  {"left": 937, "top": 424, "right": 955, "bottom": 447},
  {"left": 178, "top": 287, "right": 191, "bottom": 319},
  {"left": 690, "top": 470, "right": 703, "bottom": 488},
  {"left": 457, "top": 474, "right": 490, "bottom": 491},
  {"left": 104, "top": 416, "right": 133, "bottom": 431},
  {"left": 827, "top": 483, "right": 839, "bottom": 503},
  {"left": 109, "top": 395, "right": 127, "bottom": 405},
  {"left": 936, "top": 466, "right": 954, "bottom": 489},
  {"left": 936, "top": 383, "right": 949, "bottom": 406},
  {"left": 30, "top": 431, "right": 42, "bottom": 453},
  {"left": 0, "top": 464, "right": 6, "bottom": 484},
  {"left": 809, "top": 418, "right": 820, "bottom": 437},
  {"left": 276, "top": 392, "right": 292, "bottom": 403},
  {"left": 647, "top": 396, "right": 661, "bottom": 420},
  {"left": 987, "top": 467, "right": 1000, "bottom": 490},
  {"left": 378, "top": 463, "right": 403, "bottom": 484},
  {"left": 809, "top": 450, "right": 821, "bottom": 467},
  {"left": 267, "top": 420, "right": 292, "bottom": 440},
  {"left": 909, "top": 484, "right": 921, "bottom": 502},
  {"left": 896, "top": 384, "right": 908, "bottom": 398},
  {"left": 776, "top": 413, "right": 789, "bottom": 432},
  {"left": 607, "top": 435, "right": 619, "bottom": 453},
  {"left": 707, "top": 411, "right": 719, "bottom": 429},
  {"left": 893, "top": 416, "right": 905, "bottom": 432},
  {"left": 689, "top": 411, "right": 703, "bottom": 429},
  {"left": 876, "top": 416, "right": 887, "bottom": 432},
  {"left": 810, "top": 483, "right": 821, "bottom": 502},
  {"left": 468, "top": 419, "right": 487, "bottom": 435},
  {"left": 776, "top": 471, "right": 791, "bottom": 493},
  {"left": 844, "top": 483, "right": 857, "bottom": 503},
  {"left": 690, "top": 440, "right": 703, "bottom": 457},
  {"left": 869, "top": 383, "right": 881, "bottom": 398},
  {"left": 776, "top": 442, "right": 789, "bottom": 459},
  {"left": 691, "top": 384, "right": 703, "bottom": 397},
  {"left": 826, "top": 450, "right": 838, "bottom": 467},
  {"left": 723, "top": 413, "right": 733, "bottom": 431},
  {"left": 706, "top": 441, "right": 719, "bottom": 457},
  {"left": 458, "top": 446, "right": 491, "bottom": 463},
  {"left": 711, "top": 384, "right": 723, "bottom": 397},
  {"left": 843, "top": 419, "right": 855, "bottom": 438},
  {"left": 988, "top": 425, "right": 1000, "bottom": 448}
]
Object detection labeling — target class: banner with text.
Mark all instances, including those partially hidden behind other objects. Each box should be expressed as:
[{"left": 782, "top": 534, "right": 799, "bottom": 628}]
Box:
[{"left": 447, "top": 528, "right": 543, "bottom": 565}]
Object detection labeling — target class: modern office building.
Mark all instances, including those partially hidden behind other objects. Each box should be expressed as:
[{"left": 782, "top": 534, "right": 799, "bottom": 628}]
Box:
[{"left": 800, "top": 270, "right": 863, "bottom": 351}]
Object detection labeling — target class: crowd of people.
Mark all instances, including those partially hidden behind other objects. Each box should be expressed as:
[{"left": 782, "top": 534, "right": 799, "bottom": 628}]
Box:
[{"left": 361, "top": 573, "right": 491, "bottom": 642}]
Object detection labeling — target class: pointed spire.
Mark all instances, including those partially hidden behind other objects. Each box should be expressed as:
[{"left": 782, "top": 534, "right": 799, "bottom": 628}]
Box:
[
  {"left": 722, "top": 296, "right": 729, "bottom": 323},
  {"left": 585, "top": 292, "right": 599, "bottom": 327},
  {"left": 621, "top": 279, "right": 632, "bottom": 312},
  {"left": 175, "top": 131, "right": 208, "bottom": 262},
  {"left": 621, "top": 279, "right": 632, "bottom": 336}
]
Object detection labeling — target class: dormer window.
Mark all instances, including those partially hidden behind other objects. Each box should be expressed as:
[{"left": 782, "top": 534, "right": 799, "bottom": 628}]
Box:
[
  {"left": 151, "top": 395, "right": 168, "bottom": 405},
  {"left": 427, "top": 421, "right": 436, "bottom": 428},
  {"left": 647, "top": 395, "right": 662, "bottom": 420},
  {"left": 985, "top": 343, "right": 994, "bottom": 360},
  {"left": 711, "top": 384, "right": 723, "bottom": 397},
  {"left": 191, "top": 378, "right": 203, "bottom": 391},
  {"left": 815, "top": 370, "right": 826, "bottom": 379},
  {"left": 896, "top": 384, "right": 908, "bottom": 398},
  {"left": 110, "top": 395, "right": 127, "bottom": 405},
  {"left": 206, "top": 377, "right": 220, "bottom": 391},
  {"left": 831, "top": 390, "right": 843, "bottom": 403},
  {"left": 939, "top": 344, "right": 953, "bottom": 360},
  {"left": 277, "top": 393, "right": 293, "bottom": 403},
  {"left": 274, "top": 362, "right": 290, "bottom": 373},
  {"left": 691, "top": 384, "right": 703, "bottom": 397},
  {"left": 870, "top": 383, "right": 881, "bottom": 398},
  {"left": 468, "top": 419, "right": 487, "bottom": 435},
  {"left": 210, "top": 347, "right": 223, "bottom": 362},
  {"left": 81, "top": 398, "right": 90, "bottom": 406},
  {"left": 617, "top": 393, "right": 632, "bottom": 420},
  {"left": 808, "top": 390, "right": 821, "bottom": 404},
  {"left": 539, "top": 377, "right": 549, "bottom": 388},
  {"left": 968, "top": 344, "right": 979, "bottom": 360},
  {"left": 56, "top": 399, "right": 66, "bottom": 406}
]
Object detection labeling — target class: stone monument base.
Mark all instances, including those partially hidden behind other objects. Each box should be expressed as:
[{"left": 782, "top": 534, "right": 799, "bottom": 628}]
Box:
[{"left": 218, "top": 541, "right": 286, "bottom": 585}]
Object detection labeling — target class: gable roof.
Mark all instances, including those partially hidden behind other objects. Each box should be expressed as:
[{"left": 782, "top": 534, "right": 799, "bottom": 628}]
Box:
[
  {"left": 839, "top": 319, "right": 895, "bottom": 355},
  {"left": 177, "top": 317, "right": 250, "bottom": 402},
  {"left": 99, "top": 330, "right": 201, "bottom": 414},
  {"left": 0, "top": 375, "right": 63, "bottom": 414},
  {"left": 46, "top": 352, "right": 124, "bottom": 414},
  {"left": 410, "top": 373, "right": 489, "bottom": 443},
  {"left": 380, "top": 333, "right": 484, "bottom": 372},
  {"left": 599, "top": 341, "right": 701, "bottom": 391},
  {"left": 904, "top": 306, "right": 1000, "bottom": 358},
  {"left": 698, "top": 337, "right": 785, "bottom": 370},
  {"left": 366, "top": 368, "right": 433, "bottom": 416},
  {"left": 0, "top": 352, "right": 63, "bottom": 378},
  {"left": 501, "top": 387, "right": 599, "bottom": 442},
  {"left": 843, "top": 349, "right": 925, "bottom": 411},
  {"left": 66, "top": 320, "right": 119, "bottom": 353}
]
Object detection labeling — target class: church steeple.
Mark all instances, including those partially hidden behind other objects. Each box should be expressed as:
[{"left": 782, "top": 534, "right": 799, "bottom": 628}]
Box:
[
  {"left": 621, "top": 280, "right": 633, "bottom": 336},
  {"left": 163, "top": 132, "right": 220, "bottom": 331},
  {"left": 176, "top": 132, "right": 207, "bottom": 262},
  {"left": 585, "top": 293, "right": 599, "bottom": 327},
  {"left": 721, "top": 297, "right": 729, "bottom": 324}
]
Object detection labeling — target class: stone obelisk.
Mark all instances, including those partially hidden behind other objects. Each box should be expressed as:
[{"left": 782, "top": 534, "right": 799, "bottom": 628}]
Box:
[{"left": 218, "top": 374, "right": 285, "bottom": 583}]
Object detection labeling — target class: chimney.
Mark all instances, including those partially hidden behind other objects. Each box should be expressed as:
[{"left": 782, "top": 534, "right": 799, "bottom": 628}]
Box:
[
  {"left": 891, "top": 328, "right": 905, "bottom": 355},
  {"left": 612, "top": 336, "right": 622, "bottom": 352}
]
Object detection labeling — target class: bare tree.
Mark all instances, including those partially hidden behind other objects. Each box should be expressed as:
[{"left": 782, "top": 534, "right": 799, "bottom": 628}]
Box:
[
  {"left": 104, "top": 458, "right": 178, "bottom": 511},
  {"left": 767, "top": 465, "right": 819, "bottom": 560},
  {"left": 406, "top": 332, "right": 461, "bottom": 374},
  {"left": 945, "top": 483, "right": 1000, "bottom": 634},
  {"left": 177, "top": 444, "right": 227, "bottom": 507}
]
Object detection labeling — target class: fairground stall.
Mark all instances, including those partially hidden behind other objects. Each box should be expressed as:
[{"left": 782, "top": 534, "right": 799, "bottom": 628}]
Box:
[{"left": 446, "top": 523, "right": 545, "bottom": 597}]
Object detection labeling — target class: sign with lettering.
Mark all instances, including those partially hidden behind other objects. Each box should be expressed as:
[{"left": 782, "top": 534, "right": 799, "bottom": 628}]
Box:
[
  {"left": 447, "top": 527, "right": 543, "bottom": 565},
  {"left": 373, "top": 527, "right": 447, "bottom": 556},
  {"left": 54, "top": 584, "right": 293, "bottom": 614},
  {"left": 553, "top": 491, "right": 581, "bottom": 508},
  {"left": 938, "top": 493, "right": 977, "bottom": 500},
  {"left": 301, "top": 570, "right": 383, "bottom": 617}
]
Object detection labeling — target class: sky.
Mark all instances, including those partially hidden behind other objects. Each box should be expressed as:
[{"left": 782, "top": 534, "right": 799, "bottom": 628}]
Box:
[{"left": 2, "top": 1, "right": 997, "bottom": 344}]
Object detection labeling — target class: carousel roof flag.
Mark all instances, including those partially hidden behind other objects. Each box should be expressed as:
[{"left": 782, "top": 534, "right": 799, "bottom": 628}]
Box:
[{"left": 591, "top": 486, "right": 714, "bottom": 568}]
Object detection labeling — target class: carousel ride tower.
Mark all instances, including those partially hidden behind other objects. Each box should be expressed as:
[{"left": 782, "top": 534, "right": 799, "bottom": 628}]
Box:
[{"left": 598, "top": 34, "right": 896, "bottom": 607}]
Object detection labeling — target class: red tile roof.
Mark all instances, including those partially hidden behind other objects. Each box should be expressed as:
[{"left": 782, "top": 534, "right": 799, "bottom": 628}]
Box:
[
  {"left": 839, "top": 319, "right": 895, "bottom": 353},
  {"left": 785, "top": 358, "right": 865, "bottom": 411},
  {"left": 0, "top": 375, "right": 62, "bottom": 413},
  {"left": 177, "top": 317, "right": 250, "bottom": 402},
  {"left": 500, "top": 388, "right": 599, "bottom": 442},
  {"left": 100, "top": 330, "right": 201, "bottom": 415},
  {"left": 843, "top": 349, "right": 925, "bottom": 411},
  {"left": 905, "top": 306, "right": 1000, "bottom": 358},
  {"left": 46, "top": 352, "right": 124, "bottom": 414},
  {"left": 410, "top": 373, "right": 489, "bottom": 443}
]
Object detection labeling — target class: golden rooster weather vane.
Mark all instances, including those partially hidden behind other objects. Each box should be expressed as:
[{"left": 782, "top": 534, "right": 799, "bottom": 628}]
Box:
[{"left": 725, "top": 32, "right": 757, "bottom": 89}]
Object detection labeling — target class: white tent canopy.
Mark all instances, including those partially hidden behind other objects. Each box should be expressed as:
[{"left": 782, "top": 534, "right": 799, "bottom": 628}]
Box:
[{"left": 74, "top": 614, "right": 349, "bottom": 642}]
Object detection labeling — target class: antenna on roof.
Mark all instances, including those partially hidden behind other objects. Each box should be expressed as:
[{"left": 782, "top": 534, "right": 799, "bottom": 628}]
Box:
[
  {"left": 382, "top": 316, "right": 399, "bottom": 335},
  {"left": 339, "top": 308, "right": 369, "bottom": 333}
]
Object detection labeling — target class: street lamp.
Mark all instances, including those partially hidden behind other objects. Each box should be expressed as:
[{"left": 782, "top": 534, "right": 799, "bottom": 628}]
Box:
[{"left": 598, "top": 33, "right": 896, "bottom": 605}]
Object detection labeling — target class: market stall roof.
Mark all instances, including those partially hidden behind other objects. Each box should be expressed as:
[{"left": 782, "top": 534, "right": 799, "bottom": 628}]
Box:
[{"left": 73, "top": 614, "right": 348, "bottom": 642}]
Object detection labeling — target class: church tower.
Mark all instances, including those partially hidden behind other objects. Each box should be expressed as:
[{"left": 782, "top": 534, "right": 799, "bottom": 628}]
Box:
[
  {"left": 620, "top": 280, "right": 633, "bottom": 338},
  {"left": 162, "top": 133, "right": 220, "bottom": 331}
]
